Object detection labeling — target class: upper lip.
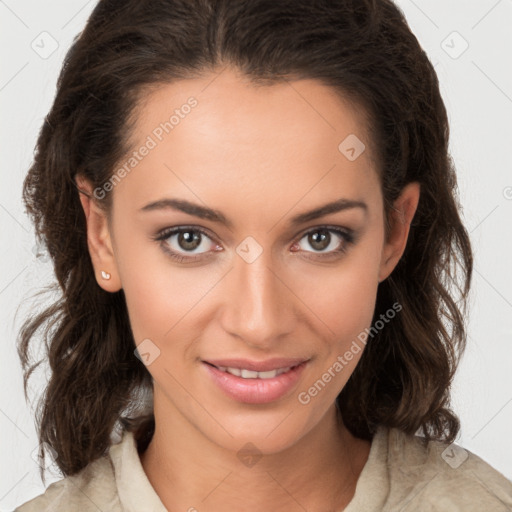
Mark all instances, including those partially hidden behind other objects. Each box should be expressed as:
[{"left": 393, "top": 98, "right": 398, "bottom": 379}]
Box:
[{"left": 203, "top": 357, "right": 308, "bottom": 372}]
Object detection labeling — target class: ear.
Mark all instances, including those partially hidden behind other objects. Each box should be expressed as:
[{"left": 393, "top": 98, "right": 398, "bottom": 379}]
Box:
[
  {"left": 75, "top": 174, "right": 122, "bottom": 292},
  {"left": 378, "top": 181, "right": 420, "bottom": 283}
]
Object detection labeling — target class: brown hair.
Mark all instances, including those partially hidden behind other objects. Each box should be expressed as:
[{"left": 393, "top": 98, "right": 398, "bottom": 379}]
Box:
[{"left": 19, "top": 0, "right": 473, "bottom": 481}]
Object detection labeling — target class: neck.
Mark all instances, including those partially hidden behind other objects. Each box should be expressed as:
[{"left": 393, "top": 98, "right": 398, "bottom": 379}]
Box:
[{"left": 140, "top": 391, "right": 371, "bottom": 512}]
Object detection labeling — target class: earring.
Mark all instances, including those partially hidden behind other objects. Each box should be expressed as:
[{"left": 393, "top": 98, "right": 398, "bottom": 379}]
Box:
[{"left": 101, "top": 270, "right": 111, "bottom": 280}]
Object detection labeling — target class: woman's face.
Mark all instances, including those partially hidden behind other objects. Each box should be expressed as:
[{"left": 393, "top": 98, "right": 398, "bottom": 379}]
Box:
[{"left": 79, "top": 67, "right": 418, "bottom": 454}]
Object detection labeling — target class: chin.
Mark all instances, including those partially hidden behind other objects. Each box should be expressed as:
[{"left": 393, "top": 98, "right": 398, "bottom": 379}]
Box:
[{"left": 195, "top": 395, "right": 334, "bottom": 457}]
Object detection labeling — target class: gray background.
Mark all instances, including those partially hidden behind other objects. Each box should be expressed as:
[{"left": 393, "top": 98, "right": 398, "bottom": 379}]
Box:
[{"left": 1, "top": 0, "right": 511, "bottom": 509}]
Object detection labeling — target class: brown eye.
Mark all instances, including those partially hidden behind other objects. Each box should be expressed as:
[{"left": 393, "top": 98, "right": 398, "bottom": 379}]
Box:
[
  {"left": 176, "top": 230, "right": 202, "bottom": 251},
  {"left": 154, "top": 226, "right": 220, "bottom": 263},
  {"left": 307, "top": 229, "right": 331, "bottom": 251},
  {"left": 294, "top": 226, "right": 355, "bottom": 258}
]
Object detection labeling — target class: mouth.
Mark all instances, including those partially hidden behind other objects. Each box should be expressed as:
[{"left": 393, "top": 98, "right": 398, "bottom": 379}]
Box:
[
  {"left": 208, "top": 364, "right": 297, "bottom": 379},
  {"left": 202, "top": 358, "right": 309, "bottom": 404}
]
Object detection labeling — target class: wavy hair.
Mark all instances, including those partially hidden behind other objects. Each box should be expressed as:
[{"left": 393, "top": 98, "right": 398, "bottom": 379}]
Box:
[{"left": 18, "top": 0, "right": 473, "bottom": 481}]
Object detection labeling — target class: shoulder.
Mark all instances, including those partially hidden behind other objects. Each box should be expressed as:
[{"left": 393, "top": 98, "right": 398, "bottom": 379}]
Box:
[
  {"left": 14, "top": 449, "right": 121, "bottom": 512},
  {"left": 382, "top": 426, "right": 512, "bottom": 511}
]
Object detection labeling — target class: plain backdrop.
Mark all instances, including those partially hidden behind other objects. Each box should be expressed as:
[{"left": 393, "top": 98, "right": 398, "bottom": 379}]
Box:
[{"left": 1, "top": 0, "right": 511, "bottom": 509}]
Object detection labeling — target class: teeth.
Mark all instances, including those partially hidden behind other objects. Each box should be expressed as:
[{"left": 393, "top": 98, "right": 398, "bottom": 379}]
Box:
[
  {"left": 257, "top": 370, "right": 279, "bottom": 379},
  {"left": 216, "top": 365, "right": 293, "bottom": 379},
  {"left": 241, "top": 369, "right": 259, "bottom": 378}
]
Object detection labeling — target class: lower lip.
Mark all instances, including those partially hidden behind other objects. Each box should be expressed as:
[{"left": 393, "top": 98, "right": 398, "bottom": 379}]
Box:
[{"left": 203, "top": 362, "right": 308, "bottom": 404}]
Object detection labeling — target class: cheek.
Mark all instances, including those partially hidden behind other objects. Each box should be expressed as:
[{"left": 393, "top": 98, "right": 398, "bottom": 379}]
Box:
[
  {"left": 315, "top": 272, "right": 379, "bottom": 370},
  {"left": 296, "top": 234, "right": 383, "bottom": 345},
  {"left": 116, "top": 239, "right": 226, "bottom": 367},
  {"left": 294, "top": 252, "right": 381, "bottom": 410},
  {"left": 121, "top": 267, "right": 213, "bottom": 343},
  {"left": 113, "top": 231, "right": 194, "bottom": 342}
]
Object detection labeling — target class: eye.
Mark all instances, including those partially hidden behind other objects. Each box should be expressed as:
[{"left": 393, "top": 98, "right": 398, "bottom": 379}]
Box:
[
  {"left": 153, "top": 225, "right": 356, "bottom": 264},
  {"left": 292, "top": 226, "right": 355, "bottom": 259},
  {"left": 153, "top": 226, "right": 220, "bottom": 263}
]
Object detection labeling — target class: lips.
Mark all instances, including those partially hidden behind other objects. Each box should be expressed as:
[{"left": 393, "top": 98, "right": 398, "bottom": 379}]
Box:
[{"left": 202, "top": 358, "right": 309, "bottom": 404}]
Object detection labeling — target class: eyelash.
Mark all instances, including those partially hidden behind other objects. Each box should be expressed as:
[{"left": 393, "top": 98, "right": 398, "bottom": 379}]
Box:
[{"left": 153, "top": 225, "right": 356, "bottom": 264}]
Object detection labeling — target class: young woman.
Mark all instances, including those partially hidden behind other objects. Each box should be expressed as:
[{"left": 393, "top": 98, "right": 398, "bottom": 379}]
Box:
[{"left": 15, "top": 0, "right": 512, "bottom": 510}]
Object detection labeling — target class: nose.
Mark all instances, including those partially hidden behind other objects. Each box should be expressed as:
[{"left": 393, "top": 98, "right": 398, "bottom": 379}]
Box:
[{"left": 219, "top": 246, "right": 296, "bottom": 350}]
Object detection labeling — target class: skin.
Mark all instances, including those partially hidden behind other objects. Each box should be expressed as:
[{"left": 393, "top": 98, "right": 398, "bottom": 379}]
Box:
[{"left": 77, "top": 66, "right": 420, "bottom": 511}]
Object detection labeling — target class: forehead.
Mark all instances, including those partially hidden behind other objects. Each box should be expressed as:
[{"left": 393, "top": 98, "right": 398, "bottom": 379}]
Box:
[
  {"left": 130, "top": 67, "right": 371, "bottom": 154},
  {"left": 112, "top": 67, "right": 379, "bottom": 218}
]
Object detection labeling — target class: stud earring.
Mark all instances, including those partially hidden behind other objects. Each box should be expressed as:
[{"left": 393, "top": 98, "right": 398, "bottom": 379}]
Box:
[{"left": 101, "top": 270, "right": 111, "bottom": 280}]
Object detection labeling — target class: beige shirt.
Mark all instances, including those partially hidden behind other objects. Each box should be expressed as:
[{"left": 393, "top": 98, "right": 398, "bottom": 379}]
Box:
[{"left": 15, "top": 425, "right": 512, "bottom": 511}]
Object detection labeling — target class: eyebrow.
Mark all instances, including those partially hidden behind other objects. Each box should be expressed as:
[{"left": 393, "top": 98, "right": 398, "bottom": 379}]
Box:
[{"left": 139, "top": 197, "right": 368, "bottom": 228}]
